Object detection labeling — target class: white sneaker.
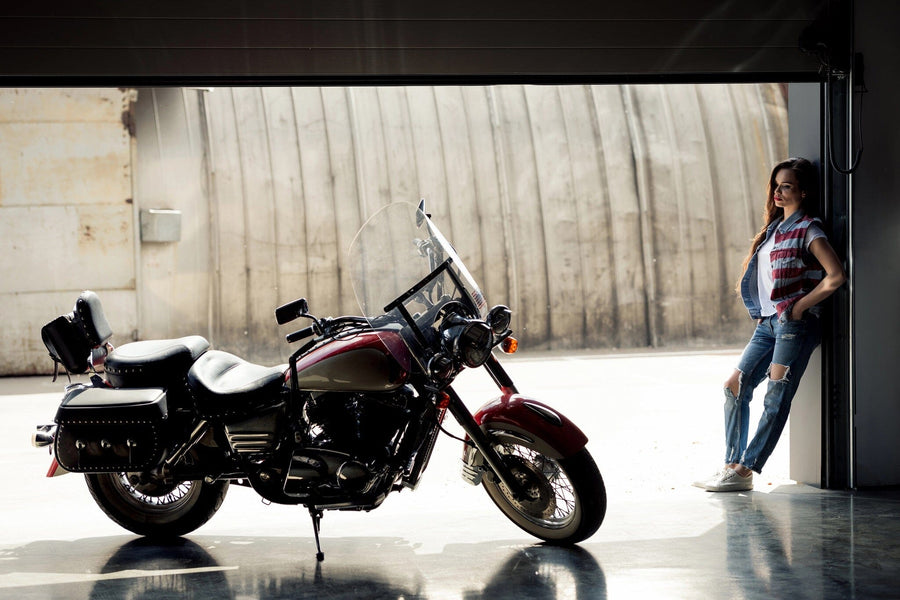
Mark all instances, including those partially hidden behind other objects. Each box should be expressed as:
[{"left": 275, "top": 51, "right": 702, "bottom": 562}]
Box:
[
  {"left": 703, "top": 467, "right": 753, "bottom": 492},
  {"left": 692, "top": 468, "right": 726, "bottom": 489}
]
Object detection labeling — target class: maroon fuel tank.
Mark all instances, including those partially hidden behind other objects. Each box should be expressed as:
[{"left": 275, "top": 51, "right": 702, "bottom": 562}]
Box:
[{"left": 288, "top": 330, "right": 411, "bottom": 392}]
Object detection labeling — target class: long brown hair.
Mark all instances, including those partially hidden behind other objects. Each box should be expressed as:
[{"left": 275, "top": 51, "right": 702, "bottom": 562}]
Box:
[{"left": 735, "top": 157, "right": 819, "bottom": 292}]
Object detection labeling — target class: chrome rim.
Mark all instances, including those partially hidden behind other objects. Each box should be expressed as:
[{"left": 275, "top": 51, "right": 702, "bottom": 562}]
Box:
[
  {"left": 110, "top": 473, "right": 197, "bottom": 513},
  {"left": 493, "top": 444, "right": 577, "bottom": 529}
]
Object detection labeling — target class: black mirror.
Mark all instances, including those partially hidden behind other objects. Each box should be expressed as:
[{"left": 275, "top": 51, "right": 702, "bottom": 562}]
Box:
[{"left": 275, "top": 298, "right": 309, "bottom": 325}]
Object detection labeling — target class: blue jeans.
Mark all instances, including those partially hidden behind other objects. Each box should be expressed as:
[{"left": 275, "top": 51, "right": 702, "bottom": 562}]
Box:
[{"left": 724, "top": 313, "right": 821, "bottom": 473}]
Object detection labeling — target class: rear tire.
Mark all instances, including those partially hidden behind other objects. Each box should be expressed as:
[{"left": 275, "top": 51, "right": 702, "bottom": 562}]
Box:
[
  {"left": 481, "top": 431, "right": 606, "bottom": 544},
  {"left": 85, "top": 473, "right": 229, "bottom": 537}
]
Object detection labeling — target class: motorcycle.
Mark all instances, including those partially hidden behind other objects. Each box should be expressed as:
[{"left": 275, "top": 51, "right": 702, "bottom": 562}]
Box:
[{"left": 32, "top": 201, "right": 606, "bottom": 560}]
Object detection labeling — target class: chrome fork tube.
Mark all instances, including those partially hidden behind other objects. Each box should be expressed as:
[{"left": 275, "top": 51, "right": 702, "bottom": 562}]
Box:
[{"left": 444, "top": 387, "right": 522, "bottom": 495}]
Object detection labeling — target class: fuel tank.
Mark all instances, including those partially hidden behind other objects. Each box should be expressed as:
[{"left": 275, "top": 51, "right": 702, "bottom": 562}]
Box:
[{"left": 290, "top": 330, "right": 411, "bottom": 392}]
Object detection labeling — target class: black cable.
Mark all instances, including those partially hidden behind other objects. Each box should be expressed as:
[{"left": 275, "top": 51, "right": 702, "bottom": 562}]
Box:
[
  {"left": 825, "top": 65, "right": 865, "bottom": 175},
  {"left": 438, "top": 422, "right": 474, "bottom": 447}
]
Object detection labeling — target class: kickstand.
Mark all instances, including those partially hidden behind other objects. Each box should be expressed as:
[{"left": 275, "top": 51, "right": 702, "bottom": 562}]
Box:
[{"left": 309, "top": 508, "right": 325, "bottom": 561}]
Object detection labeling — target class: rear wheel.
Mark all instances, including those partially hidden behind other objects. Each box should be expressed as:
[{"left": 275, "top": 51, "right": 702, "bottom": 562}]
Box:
[
  {"left": 85, "top": 472, "right": 229, "bottom": 537},
  {"left": 481, "top": 431, "right": 606, "bottom": 544}
]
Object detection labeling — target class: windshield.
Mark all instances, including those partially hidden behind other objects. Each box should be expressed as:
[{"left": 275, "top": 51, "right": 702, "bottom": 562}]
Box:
[{"left": 348, "top": 202, "right": 487, "bottom": 369}]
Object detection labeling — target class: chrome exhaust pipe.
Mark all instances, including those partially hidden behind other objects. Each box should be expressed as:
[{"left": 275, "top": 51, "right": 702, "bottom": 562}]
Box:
[{"left": 32, "top": 425, "right": 56, "bottom": 448}]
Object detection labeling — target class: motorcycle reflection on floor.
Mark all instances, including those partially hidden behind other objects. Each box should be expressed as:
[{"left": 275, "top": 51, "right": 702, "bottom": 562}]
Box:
[
  {"left": 33, "top": 201, "right": 606, "bottom": 560},
  {"left": 466, "top": 545, "right": 607, "bottom": 600}
]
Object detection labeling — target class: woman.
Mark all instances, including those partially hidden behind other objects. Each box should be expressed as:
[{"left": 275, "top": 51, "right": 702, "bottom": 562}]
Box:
[{"left": 696, "top": 157, "right": 846, "bottom": 492}]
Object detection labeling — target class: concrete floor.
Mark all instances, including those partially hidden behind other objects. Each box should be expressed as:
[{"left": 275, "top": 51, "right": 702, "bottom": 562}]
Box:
[{"left": 2, "top": 350, "right": 899, "bottom": 599}]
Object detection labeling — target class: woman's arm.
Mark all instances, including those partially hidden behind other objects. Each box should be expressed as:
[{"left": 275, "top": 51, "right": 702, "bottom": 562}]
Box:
[{"left": 791, "top": 237, "right": 848, "bottom": 318}]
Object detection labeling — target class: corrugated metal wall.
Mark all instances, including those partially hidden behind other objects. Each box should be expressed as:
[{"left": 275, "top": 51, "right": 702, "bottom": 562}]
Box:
[{"left": 135, "top": 84, "right": 787, "bottom": 366}]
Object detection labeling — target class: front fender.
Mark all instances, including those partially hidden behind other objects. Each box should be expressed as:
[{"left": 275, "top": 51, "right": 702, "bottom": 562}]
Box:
[{"left": 473, "top": 394, "right": 588, "bottom": 459}]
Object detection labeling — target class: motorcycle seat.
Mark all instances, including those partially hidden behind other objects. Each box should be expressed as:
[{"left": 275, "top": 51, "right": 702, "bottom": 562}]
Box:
[
  {"left": 187, "top": 350, "right": 286, "bottom": 417},
  {"left": 106, "top": 336, "right": 210, "bottom": 388}
]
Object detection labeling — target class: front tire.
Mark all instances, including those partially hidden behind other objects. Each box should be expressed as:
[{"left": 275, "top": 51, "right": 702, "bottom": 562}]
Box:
[
  {"left": 481, "top": 432, "right": 606, "bottom": 544},
  {"left": 85, "top": 473, "right": 229, "bottom": 537}
]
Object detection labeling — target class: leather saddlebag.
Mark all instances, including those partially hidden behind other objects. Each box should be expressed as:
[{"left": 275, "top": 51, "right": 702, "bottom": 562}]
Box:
[{"left": 54, "top": 385, "right": 167, "bottom": 473}]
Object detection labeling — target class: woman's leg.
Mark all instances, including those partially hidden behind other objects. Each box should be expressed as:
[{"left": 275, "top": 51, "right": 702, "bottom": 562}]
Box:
[
  {"left": 724, "top": 319, "right": 775, "bottom": 466},
  {"left": 740, "top": 315, "right": 822, "bottom": 473}
]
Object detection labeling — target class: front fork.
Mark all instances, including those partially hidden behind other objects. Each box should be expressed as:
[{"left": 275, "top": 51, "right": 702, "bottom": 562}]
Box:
[
  {"left": 444, "top": 386, "right": 522, "bottom": 494},
  {"left": 444, "top": 355, "right": 528, "bottom": 495},
  {"left": 450, "top": 354, "right": 589, "bottom": 491}
]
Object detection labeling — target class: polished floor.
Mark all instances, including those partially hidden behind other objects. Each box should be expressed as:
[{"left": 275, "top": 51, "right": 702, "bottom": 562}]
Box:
[{"left": 3, "top": 353, "right": 900, "bottom": 599}]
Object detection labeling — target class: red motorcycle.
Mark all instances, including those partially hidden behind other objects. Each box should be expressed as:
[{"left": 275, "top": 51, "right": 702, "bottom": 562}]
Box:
[{"left": 33, "top": 201, "right": 606, "bottom": 560}]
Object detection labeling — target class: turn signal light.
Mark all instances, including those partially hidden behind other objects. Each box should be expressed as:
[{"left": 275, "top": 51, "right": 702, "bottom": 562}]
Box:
[{"left": 500, "top": 337, "right": 518, "bottom": 354}]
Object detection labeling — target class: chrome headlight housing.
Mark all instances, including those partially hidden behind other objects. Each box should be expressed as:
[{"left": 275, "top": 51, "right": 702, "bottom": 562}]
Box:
[
  {"left": 486, "top": 305, "right": 512, "bottom": 337},
  {"left": 437, "top": 302, "right": 494, "bottom": 368},
  {"left": 450, "top": 321, "right": 493, "bottom": 367}
]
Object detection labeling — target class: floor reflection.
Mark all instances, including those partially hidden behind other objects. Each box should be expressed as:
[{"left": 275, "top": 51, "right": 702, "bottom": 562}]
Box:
[
  {"left": 722, "top": 493, "right": 803, "bottom": 599},
  {"left": 0, "top": 536, "right": 605, "bottom": 600},
  {"left": 93, "top": 537, "right": 428, "bottom": 600},
  {"left": 3, "top": 488, "right": 899, "bottom": 599},
  {"left": 716, "top": 489, "right": 900, "bottom": 600},
  {"left": 90, "top": 538, "right": 234, "bottom": 600},
  {"left": 464, "top": 545, "right": 606, "bottom": 600}
]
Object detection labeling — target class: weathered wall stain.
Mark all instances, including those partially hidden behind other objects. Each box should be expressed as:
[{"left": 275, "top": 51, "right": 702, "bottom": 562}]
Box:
[{"left": 0, "top": 89, "right": 138, "bottom": 375}]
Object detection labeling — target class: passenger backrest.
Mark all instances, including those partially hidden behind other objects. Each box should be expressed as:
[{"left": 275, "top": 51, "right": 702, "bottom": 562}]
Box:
[{"left": 41, "top": 290, "right": 113, "bottom": 374}]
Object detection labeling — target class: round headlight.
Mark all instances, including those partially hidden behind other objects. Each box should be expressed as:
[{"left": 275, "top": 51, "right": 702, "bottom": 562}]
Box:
[
  {"left": 454, "top": 321, "right": 493, "bottom": 367},
  {"left": 487, "top": 305, "right": 512, "bottom": 336},
  {"left": 427, "top": 354, "right": 455, "bottom": 380}
]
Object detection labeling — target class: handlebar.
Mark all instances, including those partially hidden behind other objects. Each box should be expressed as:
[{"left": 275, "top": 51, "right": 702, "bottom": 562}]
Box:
[
  {"left": 285, "top": 326, "right": 315, "bottom": 343},
  {"left": 285, "top": 316, "right": 372, "bottom": 344}
]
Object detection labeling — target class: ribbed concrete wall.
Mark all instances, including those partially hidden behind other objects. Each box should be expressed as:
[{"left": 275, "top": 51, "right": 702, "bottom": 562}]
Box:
[
  {"left": 137, "top": 84, "right": 783, "bottom": 364},
  {"left": 3, "top": 84, "right": 787, "bottom": 374}
]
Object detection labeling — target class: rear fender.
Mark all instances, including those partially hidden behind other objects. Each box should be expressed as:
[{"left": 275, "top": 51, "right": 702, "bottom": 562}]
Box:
[
  {"left": 472, "top": 393, "right": 588, "bottom": 460},
  {"left": 46, "top": 457, "right": 70, "bottom": 477}
]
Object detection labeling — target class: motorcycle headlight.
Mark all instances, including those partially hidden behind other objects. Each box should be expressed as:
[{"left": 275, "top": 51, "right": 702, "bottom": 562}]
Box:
[
  {"left": 444, "top": 321, "right": 493, "bottom": 368},
  {"left": 486, "top": 305, "right": 512, "bottom": 337}
]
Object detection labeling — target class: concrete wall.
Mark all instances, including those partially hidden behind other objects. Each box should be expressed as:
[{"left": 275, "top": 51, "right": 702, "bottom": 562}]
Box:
[
  {"left": 135, "top": 84, "right": 787, "bottom": 366},
  {"left": 0, "top": 89, "right": 138, "bottom": 375},
  {"left": 4, "top": 84, "right": 787, "bottom": 373}
]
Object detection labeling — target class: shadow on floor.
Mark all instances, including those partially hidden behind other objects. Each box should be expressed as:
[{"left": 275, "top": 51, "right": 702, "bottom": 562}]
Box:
[
  {"left": 0, "top": 535, "right": 606, "bottom": 600},
  {"left": 4, "top": 487, "right": 900, "bottom": 600}
]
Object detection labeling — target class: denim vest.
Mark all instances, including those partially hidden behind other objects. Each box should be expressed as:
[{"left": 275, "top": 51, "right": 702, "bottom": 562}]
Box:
[{"left": 739, "top": 211, "right": 824, "bottom": 320}]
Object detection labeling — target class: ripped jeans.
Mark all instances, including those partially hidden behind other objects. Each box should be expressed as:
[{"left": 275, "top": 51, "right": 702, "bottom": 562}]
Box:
[{"left": 724, "top": 313, "right": 821, "bottom": 473}]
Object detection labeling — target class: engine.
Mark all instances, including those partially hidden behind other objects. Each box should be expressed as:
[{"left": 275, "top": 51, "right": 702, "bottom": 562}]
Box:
[{"left": 280, "top": 386, "right": 420, "bottom": 504}]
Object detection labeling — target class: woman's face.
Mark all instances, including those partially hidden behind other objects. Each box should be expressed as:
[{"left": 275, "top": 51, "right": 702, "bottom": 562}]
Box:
[{"left": 773, "top": 168, "right": 803, "bottom": 212}]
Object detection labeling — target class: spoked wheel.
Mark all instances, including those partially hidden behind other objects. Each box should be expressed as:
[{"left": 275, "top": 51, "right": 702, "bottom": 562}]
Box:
[
  {"left": 481, "top": 431, "right": 606, "bottom": 544},
  {"left": 85, "top": 472, "right": 229, "bottom": 537}
]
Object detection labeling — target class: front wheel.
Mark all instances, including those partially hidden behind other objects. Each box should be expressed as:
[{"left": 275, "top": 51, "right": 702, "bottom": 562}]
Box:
[
  {"left": 480, "top": 432, "right": 606, "bottom": 544},
  {"left": 85, "top": 473, "right": 229, "bottom": 537}
]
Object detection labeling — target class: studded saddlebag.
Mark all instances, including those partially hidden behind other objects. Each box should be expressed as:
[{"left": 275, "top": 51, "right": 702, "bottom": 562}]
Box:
[{"left": 54, "top": 385, "right": 167, "bottom": 473}]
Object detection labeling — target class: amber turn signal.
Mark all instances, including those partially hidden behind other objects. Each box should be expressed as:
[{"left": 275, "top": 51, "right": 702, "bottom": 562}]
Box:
[{"left": 500, "top": 337, "right": 518, "bottom": 354}]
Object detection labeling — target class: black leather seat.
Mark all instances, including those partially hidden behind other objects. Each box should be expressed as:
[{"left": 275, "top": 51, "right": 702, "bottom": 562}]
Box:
[
  {"left": 187, "top": 350, "right": 286, "bottom": 417},
  {"left": 106, "top": 336, "right": 210, "bottom": 388}
]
